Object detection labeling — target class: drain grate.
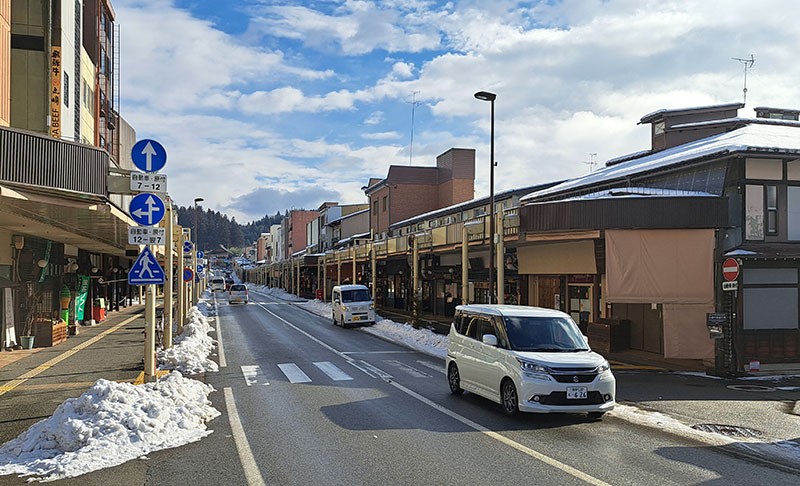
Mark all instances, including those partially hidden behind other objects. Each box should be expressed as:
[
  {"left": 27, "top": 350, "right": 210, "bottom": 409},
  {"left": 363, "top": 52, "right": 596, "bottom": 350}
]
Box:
[{"left": 691, "top": 423, "right": 764, "bottom": 438}]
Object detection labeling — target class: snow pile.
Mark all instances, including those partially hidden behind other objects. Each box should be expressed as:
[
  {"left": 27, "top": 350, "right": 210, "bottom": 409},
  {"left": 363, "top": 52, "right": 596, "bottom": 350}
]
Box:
[
  {"left": 297, "top": 299, "right": 448, "bottom": 359},
  {"left": 0, "top": 372, "right": 219, "bottom": 482},
  {"left": 250, "top": 285, "right": 305, "bottom": 302},
  {"left": 158, "top": 306, "right": 219, "bottom": 374}
]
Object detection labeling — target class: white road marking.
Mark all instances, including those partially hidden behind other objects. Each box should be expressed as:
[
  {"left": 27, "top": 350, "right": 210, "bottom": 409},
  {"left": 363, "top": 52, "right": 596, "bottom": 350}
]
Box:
[
  {"left": 341, "top": 350, "right": 416, "bottom": 355},
  {"left": 255, "top": 300, "right": 612, "bottom": 485},
  {"left": 350, "top": 360, "right": 393, "bottom": 381},
  {"left": 314, "top": 361, "right": 353, "bottom": 381},
  {"left": 224, "top": 387, "right": 266, "bottom": 486},
  {"left": 241, "top": 365, "right": 260, "bottom": 386},
  {"left": 384, "top": 360, "right": 431, "bottom": 378},
  {"left": 212, "top": 295, "right": 227, "bottom": 368},
  {"left": 278, "top": 363, "right": 312, "bottom": 383},
  {"left": 416, "top": 360, "right": 446, "bottom": 375},
  {"left": 387, "top": 380, "right": 612, "bottom": 486}
]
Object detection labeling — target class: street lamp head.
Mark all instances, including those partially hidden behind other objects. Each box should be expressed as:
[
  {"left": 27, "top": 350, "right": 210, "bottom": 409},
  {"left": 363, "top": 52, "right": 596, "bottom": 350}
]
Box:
[
  {"left": 194, "top": 197, "right": 204, "bottom": 204},
  {"left": 474, "top": 91, "right": 496, "bottom": 102}
]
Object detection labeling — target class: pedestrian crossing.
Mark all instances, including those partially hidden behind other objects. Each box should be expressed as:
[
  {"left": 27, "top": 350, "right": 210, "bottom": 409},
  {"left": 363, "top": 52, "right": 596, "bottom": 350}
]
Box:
[{"left": 240, "top": 359, "right": 441, "bottom": 386}]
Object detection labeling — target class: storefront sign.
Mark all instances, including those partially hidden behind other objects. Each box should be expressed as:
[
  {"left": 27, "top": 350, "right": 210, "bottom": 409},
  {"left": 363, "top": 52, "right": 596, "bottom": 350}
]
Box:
[{"left": 49, "top": 47, "right": 62, "bottom": 139}]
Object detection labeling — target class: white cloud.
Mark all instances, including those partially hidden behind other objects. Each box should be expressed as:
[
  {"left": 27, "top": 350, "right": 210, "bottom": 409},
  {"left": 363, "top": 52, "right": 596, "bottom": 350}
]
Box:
[{"left": 361, "top": 131, "right": 402, "bottom": 140}]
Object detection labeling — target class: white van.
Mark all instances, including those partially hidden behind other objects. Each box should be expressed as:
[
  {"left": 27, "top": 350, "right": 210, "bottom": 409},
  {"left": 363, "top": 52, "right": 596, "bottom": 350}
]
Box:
[
  {"left": 331, "top": 284, "right": 375, "bottom": 327},
  {"left": 209, "top": 277, "right": 225, "bottom": 292},
  {"left": 446, "top": 304, "right": 615, "bottom": 418}
]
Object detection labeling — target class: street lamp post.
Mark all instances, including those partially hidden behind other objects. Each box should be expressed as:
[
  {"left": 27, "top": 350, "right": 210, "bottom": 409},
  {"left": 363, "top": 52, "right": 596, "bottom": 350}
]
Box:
[
  {"left": 193, "top": 197, "right": 204, "bottom": 252},
  {"left": 474, "top": 90, "right": 496, "bottom": 304}
]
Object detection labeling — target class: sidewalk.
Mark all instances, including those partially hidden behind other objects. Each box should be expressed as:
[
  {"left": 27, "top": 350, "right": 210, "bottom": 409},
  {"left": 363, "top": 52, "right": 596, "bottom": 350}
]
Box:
[{"left": 0, "top": 305, "right": 147, "bottom": 447}]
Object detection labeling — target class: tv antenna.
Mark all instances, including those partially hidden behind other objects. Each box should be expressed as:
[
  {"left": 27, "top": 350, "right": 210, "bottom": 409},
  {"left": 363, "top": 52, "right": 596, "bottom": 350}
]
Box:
[
  {"left": 407, "top": 91, "right": 421, "bottom": 165},
  {"left": 732, "top": 54, "right": 755, "bottom": 105},
  {"left": 584, "top": 152, "right": 598, "bottom": 173}
]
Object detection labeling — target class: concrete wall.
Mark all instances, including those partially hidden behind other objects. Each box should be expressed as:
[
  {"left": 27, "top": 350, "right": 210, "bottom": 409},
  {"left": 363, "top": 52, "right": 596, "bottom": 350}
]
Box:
[{"left": 10, "top": 0, "right": 47, "bottom": 132}]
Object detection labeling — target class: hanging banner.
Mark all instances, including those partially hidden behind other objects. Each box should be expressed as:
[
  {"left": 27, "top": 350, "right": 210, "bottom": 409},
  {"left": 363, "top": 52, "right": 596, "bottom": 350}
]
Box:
[{"left": 75, "top": 275, "right": 90, "bottom": 321}]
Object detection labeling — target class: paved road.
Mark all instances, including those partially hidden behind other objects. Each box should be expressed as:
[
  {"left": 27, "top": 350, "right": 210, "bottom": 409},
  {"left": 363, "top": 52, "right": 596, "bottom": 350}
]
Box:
[
  {"left": 202, "top": 289, "right": 798, "bottom": 486},
  {"left": 1, "top": 289, "right": 796, "bottom": 485}
]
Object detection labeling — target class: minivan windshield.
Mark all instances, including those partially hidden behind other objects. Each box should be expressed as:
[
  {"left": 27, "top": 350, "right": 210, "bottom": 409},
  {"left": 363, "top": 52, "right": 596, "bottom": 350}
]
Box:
[
  {"left": 341, "top": 289, "right": 370, "bottom": 303},
  {"left": 503, "top": 316, "right": 588, "bottom": 352}
]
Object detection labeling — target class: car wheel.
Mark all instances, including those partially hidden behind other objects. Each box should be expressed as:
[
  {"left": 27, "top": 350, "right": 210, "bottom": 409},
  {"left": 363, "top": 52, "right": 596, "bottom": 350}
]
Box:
[
  {"left": 448, "top": 363, "right": 464, "bottom": 395},
  {"left": 501, "top": 379, "right": 519, "bottom": 416},
  {"left": 587, "top": 411, "right": 605, "bottom": 420}
]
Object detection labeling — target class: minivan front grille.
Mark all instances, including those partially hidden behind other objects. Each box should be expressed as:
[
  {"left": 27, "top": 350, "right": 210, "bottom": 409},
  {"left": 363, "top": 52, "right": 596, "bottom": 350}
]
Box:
[{"left": 551, "top": 374, "right": 597, "bottom": 384}]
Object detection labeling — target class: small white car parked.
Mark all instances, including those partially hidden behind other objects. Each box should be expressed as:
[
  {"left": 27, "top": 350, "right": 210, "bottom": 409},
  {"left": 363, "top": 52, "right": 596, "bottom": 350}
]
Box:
[
  {"left": 331, "top": 284, "right": 375, "bottom": 327},
  {"left": 446, "top": 304, "right": 615, "bottom": 418}
]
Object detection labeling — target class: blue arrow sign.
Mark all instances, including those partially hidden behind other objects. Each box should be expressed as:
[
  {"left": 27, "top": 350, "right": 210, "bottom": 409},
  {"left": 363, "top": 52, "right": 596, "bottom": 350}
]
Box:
[
  {"left": 131, "top": 139, "right": 167, "bottom": 173},
  {"left": 183, "top": 241, "right": 193, "bottom": 253},
  {"left": 129, "top": 193, "right": 165, "bottom": 226},
  {"left": 197, "top": 251, "right": 204, "bottom": 260},
  {"left": 128, "top": 246, "right": 165, "bottom": 285}
]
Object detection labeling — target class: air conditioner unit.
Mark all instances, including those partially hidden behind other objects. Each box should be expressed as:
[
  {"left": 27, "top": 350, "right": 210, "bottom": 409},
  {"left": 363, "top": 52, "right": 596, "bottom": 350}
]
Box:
[
  {"left": 444, "top": 216, "right": 453, "bottom": 225},
  {"left": 430, "top": 220, "right": 439, "bottom": 228}
]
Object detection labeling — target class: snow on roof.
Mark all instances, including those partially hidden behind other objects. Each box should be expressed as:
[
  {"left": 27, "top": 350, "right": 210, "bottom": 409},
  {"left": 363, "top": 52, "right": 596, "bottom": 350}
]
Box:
[
  {"left": 670, "top": 117, "right": 800, "bottom": 130},
  {"left": 639, "top": 102, "right": 744, "bottom": 124},
  {"left": 521, "top": 124, "right": 800, "bottom": 203},
  {"left": 557, "top": 187, "right": 718, "bottom": 202}
]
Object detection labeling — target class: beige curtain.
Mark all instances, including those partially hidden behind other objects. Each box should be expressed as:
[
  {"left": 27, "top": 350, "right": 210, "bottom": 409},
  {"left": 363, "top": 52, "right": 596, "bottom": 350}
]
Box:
[
  {"left": 605, "top": 229, "right": 714, "bottom": 304},
  {"left": 663, "top": 303, "right": 715, "bottom": 360}
]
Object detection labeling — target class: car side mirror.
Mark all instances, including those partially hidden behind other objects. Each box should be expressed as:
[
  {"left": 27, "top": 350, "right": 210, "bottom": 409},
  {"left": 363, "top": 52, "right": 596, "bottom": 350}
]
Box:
[{"left": 482, "top": 334, "right": 498, "bottom": 346}]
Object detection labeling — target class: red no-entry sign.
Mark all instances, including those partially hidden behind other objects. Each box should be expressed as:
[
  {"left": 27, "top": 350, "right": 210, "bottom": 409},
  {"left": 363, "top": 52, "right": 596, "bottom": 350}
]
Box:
[{"left": 722, "top": 258, "right": 740, "bottom": 281}]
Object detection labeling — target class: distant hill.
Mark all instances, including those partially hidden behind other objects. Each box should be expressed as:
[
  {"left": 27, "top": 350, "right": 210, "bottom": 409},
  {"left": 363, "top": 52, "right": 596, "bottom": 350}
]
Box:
[{"left": 175, "top": 207, "right": 284, "bottom": 253}]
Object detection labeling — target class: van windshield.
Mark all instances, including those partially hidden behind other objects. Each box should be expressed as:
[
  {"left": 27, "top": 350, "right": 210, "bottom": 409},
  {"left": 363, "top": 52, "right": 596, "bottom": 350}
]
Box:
[
  {"left": 341, "top": 289, "right": 370, "bottom": 303},
  {"left": 503, "top": 316, "right": 588, "bottom": 352}
]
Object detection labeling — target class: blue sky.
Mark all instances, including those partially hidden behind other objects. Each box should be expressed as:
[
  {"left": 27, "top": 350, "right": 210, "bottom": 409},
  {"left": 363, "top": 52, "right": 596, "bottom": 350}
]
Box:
[{"left": 115, "top": 0, "right": 800, "bottom": 223}]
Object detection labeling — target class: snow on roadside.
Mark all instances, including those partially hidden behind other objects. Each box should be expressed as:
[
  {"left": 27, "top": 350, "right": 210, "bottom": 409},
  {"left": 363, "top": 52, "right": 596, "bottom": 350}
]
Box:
[
  {"left": 157, "top": 306, "right": 219, "bottom": 374},
  {"left": 0, "top": 372, "right": 219, "bottom": 482}
]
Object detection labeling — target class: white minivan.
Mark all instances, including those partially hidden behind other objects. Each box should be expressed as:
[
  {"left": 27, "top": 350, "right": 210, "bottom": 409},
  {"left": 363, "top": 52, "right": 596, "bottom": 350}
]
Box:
[
  {"left": 331, "top": 284, "right": 375, "bottom": 327},
  {"left": 446, "top": 304, "right": 615, "bottom": 418}
]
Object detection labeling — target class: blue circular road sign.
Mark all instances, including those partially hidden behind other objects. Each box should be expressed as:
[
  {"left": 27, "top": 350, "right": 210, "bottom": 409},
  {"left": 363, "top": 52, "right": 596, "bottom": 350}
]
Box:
[
  {"left": 131, "top": 139, "right": 167, "bottom": 173},
  {"left": 183, "top": 241, "right": 194, "bottom": 253},
  {"left": 183, "top": 267, "right": 194, "bottom": 282},
  {"left": 197, "top": 250, "right": 204, "bottom": 259},
  {"left": 129, "top": 193, "right": 166, "bottom": 226}
]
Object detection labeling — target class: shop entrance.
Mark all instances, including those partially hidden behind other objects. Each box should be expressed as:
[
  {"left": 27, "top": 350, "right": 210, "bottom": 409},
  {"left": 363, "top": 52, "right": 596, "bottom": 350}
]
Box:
[
  {"left": 533, "top": 276, "right": 562, "bottom": 311},
  {"left": 568, "top": 284, "right": 592, "bottom": 331},
  {"left": 612, "top": 303, "right": 663, "bottom": 354}
]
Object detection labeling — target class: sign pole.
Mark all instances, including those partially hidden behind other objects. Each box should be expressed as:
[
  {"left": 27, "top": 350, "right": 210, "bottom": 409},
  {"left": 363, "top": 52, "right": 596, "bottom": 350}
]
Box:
[
  {"left": 192, "top": 245, "right": 199, "bottom": 305},
  {"left": 178, "top": 230, "right": 187, "bottom": 334},
  {"left": 163, "top": 199, "right": 174, "bottom": 348},
  {"left": 144, "top": 284, "right": 156, "bottom": 383}
]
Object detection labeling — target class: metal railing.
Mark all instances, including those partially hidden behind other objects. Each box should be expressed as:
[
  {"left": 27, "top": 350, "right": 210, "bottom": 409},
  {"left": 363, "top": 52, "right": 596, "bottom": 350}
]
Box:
[{"left": 0, "top": 126, "right": 109, "bottom": 196}]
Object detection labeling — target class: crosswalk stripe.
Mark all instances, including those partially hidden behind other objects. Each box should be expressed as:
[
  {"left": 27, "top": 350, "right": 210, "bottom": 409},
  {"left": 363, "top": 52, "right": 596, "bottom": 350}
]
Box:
[
  {"left": 277, "top": 363, "right": 312, "bottom": 383},
  {"left": 314, "top": 361, "right": 353, "bottom": 381}
]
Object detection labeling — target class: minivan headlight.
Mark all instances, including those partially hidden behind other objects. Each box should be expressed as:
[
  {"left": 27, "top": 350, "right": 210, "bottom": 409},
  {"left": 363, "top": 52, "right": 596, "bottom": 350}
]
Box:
[
  {"left": 518, "top": 359, "right": 550, "bottom": 374},
  {"left": 369, "top": 303, "right": 374, "bottom": 310},
  {"left": 595, "top": 360, "right": 611, "bottom": 373}
]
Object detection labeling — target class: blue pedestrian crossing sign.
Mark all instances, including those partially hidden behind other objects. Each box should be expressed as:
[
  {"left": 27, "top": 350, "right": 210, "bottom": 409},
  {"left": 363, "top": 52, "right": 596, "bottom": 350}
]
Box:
[
  {"left": 131, "top": 139, "right": 167, "bottom": 173},
  {"left": 130, "top": 193, "right": 165, "bottom": 226},
  {"left": 128, "top": 246, "right": 165, "bottom": 285},
  {"left": 197, "top": 264, "right": 204, "bottom": 274}
]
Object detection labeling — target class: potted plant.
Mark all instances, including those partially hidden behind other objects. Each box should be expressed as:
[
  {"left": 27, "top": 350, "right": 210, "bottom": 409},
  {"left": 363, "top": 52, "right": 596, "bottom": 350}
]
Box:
[{"left": 19, "top": 290, "right": 43, "bottom": 349}]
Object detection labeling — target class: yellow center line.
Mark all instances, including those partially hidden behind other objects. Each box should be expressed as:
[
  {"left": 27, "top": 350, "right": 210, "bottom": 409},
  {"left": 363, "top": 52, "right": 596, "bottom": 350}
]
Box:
[{"left": 0, "top": 315, "right": 140, "bottom": 398}]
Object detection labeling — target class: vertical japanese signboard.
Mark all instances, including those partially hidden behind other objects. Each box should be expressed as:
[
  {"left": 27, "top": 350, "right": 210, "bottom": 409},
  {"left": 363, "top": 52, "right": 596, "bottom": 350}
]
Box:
[{"left": 50, "top": 46, "right": 62, "bottom": 139}]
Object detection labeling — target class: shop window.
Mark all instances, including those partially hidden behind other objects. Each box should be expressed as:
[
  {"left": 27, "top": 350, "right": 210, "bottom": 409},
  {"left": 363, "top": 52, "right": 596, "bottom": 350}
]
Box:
[
  {"left": 788, "top": 160, "right": 800, "bottom": 181},
  {"left": 789, "top": 187, "right": 800, "bottom": 240},
  {"left": 743, "top": 269, "right": 798, "bottom": 330},
  {"left": 746, "top": 158, "right": 782, "bottom": 180},
  {"left": 766, "top": 185, "right": 777, "bottom": 235},
  {"left": 744, "top": 185, "right": 764, "bottom": 240},
  {"left": 382, "top": 196, "right": 387, "bottom": 212}
]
